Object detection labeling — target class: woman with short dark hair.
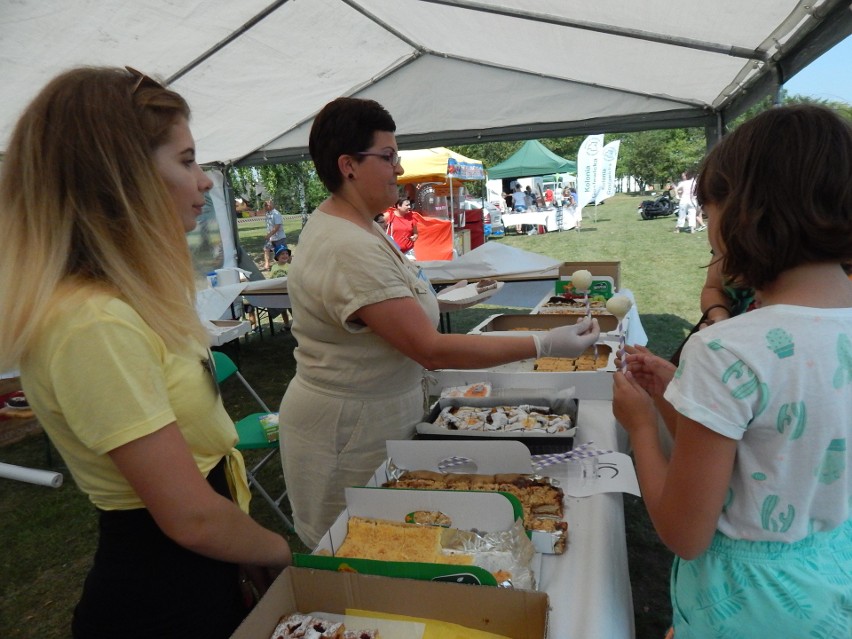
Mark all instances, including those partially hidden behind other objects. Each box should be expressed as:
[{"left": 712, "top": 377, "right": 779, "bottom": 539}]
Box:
[{"left": 280, "top": 97, "right": 600, "bottom": 547}]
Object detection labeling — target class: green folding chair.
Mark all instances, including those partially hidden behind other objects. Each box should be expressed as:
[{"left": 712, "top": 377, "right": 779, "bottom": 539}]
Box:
[{"left": 211, "top": 351, "right": 293, "bottom": 530}]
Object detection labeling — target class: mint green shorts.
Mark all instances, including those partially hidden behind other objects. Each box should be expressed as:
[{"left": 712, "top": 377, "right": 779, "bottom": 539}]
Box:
[{"left": 671, "top": 518, "right": 852, "bottom": 639}]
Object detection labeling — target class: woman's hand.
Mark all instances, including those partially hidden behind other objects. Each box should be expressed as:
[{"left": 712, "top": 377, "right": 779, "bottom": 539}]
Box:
[{"left": 532, "top": 316, "right": 600, "bottom": 357}]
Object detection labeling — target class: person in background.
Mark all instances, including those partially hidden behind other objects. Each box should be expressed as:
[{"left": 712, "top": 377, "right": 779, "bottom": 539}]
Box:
[
  {"left": 269, "top": 245, "right": 291, "bottom": 279},
  {"left": 613, "top": 104, "right": 852, "bottom": 638},
  {"left": 262, "top": 199, "right": 287, "bottom": 271},
  {"left": 524, "top": 185, "right": 535, "bottom": 210},
  {"left": 262, "top": 245, "right": 293, "bottom": 329},
  {"left": 0, "top": 67, "right": 292, "bottom": 639},
  {"left": 697, "top": 253, "right": 756, "bottom": 329},
  {"left": 544, "top": 186, "right": 554, "bottom": 207},
  {"left": 279, "top": 96, "right": 600, "bottom": 548},
  {"left": 564, "top": 186, "right": 581, "bottom": 231},
  {"left": 511, "top": 185, "right": 527, "bottom": 212},
  {"left": 674, "top": 169, "right": 698, "bottom": 233},
  {"left": 386, "top": 197, "right": 417, "bottom": 259}
]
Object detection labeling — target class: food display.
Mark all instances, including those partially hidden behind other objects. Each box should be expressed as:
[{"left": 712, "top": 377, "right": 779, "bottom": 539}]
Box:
[
  {"left": 5, "top": 394, "right": 29, "bottom": 410},
  {"left": 605, "top": 294, "right": 633, "bottom": 320},
  {"left": 569, "top": 269, "right": 593, "bottom": 292},
  {"left": 336, "top": 517, "right": 474, "bottom": 566},
  {"left": 383, "top": 470, "right": 567, "bottom": 552},
  {"left": 534, "top": 343, "right": 612, "bottom": 372},
  {"left": 538, "top": 295, "right": 611, "bottom": 315},
  {"left": 270, "top": 613, "right": 378, "bottom": 638},
  {"left": 433, "top": 404, "right": 573, "bottom": 434},
  {"left": 439, "top": 382, "right": 491, "bottom": 398},
  {"left": 475, "top": 278, "right": 499, "bottom": 293},
  {"left": 331, "top": 515, "right": 536, "bottom": 589}
]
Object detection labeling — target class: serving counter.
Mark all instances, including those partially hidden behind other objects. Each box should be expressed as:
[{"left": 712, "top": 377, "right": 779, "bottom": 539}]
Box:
[{"left": 425, "top": 371, "right": 635, "bottom": 638}]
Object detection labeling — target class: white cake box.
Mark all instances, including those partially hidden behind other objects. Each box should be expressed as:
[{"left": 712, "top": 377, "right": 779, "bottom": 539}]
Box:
[
  {"left": 470, "top": 312, "right": 622, "bottom": 335},
  {"left": 300, "top": 485, "right": 542, "bottom": 589},
  {"left": 205, "top": 319, "right": 250, "bottom": 346},
  {"left": 371, "top": 439, "right": 569, "bottom": 554},
  {"left": 426, "top": 369, "right": 614, "bottom": 401}
]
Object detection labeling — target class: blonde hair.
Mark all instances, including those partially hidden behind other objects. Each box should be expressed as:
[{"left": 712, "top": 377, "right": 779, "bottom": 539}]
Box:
[{"left": 0, "top": 66, "right": 208, "bottom": 370}]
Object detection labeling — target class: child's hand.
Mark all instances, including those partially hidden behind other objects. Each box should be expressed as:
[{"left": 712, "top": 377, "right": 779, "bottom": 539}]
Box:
[
  {"left": 617, "top": 345, "right": 675, "bottom": 398},
  {"left": 612, "top": 369, "right": 658, "bottom": 436}
]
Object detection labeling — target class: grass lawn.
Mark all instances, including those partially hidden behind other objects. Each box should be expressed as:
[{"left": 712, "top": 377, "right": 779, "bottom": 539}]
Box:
[{"left": 1, "top": 193, "right": 711, "bottom": 638}]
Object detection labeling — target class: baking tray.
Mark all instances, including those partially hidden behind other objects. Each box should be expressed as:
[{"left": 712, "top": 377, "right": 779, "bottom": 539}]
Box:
[
  {"left": 416, "top": 394, "right": 577, "bottom": 454},
  {"left": 471, "top": 312, "right": 620, "bottom": 334}
]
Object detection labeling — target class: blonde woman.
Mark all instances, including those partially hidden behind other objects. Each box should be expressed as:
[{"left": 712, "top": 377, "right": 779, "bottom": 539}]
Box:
[{"left": 0, "top": 67, "right": 291, "bottom": 638}]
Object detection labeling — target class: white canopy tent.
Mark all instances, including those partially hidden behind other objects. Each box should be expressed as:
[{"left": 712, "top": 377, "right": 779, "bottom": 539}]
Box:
[{"left": 1, "top": 0, "right": 850, "bottom": 168}]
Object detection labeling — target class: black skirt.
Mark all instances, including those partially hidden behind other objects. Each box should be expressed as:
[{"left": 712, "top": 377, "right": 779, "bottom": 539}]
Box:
[{"left": 71, "top": 458, "right": 246, "bottom": 639}]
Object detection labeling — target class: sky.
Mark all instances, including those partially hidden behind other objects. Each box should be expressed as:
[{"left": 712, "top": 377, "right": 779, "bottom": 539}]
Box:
[{"left": 783, "top": 35, "right": 851, "bottom": 103}]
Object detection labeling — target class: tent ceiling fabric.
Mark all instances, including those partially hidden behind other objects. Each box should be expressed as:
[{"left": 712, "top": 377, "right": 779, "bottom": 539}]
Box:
[{"left": 1, "top": 0, "right": 849, "bottom": 166}]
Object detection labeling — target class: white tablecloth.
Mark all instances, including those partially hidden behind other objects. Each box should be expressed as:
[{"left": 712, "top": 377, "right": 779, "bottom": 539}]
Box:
[
  {"left": 541, "top": 398, "right": 634, "bottom": 639},
  {"left": 425, "top": 372, "right": 634, "bottom": 638},
  {"left": 503, "top": 207, "right": 578, "bottom": 232}
]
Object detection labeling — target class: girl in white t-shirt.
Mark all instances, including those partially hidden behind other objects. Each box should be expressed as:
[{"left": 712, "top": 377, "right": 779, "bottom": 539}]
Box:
[{"left": 613, "top": 105, "right": 852, "bottom": 639}]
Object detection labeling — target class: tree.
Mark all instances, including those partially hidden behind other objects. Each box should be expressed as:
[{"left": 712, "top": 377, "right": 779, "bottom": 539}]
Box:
[
  {"left": 449, "top": 141, "right": 521, "bottom": 169},
  {"left": 231, "top": 92, "right": 850, "bottom": 211},
  {"left": 617, "top": 129, "right": 704, "bottom": 190},
  {"left": 229, "top": 161, "right": 326, "bottom": 217}
]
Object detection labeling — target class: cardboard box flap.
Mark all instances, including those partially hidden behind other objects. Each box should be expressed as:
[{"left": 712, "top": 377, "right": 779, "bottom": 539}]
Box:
[
  {"left": 426, "top": 370, "right": 614, "bottom": 401},
  {"left": 230, "top": 567, "right": 549, "bottom": 639},
  {"left": 295, "top": 553, "right": 500, "bottom": 586},
  {"left": 385, "top": 439, "right": 534, "bottom": 475},
  {"left": 471, "top": 312, "right": 620, "bottom": 334},
  {"left": 417, "top": 393, "right": 578, "bottom": 440},
  {"left": 558, "top": 260, "right": 621, "bottom": 288},
  {"left": 555, "top": 275, "right": 616, "bottom": 299}
]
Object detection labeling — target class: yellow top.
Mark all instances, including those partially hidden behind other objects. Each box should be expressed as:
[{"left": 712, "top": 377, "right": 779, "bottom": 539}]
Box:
[{"left": 21, "top": 291, "right": 249, "bottom": 511}]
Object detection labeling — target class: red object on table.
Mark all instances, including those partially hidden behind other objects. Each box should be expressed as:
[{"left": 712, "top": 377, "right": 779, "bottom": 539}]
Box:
[
  {"left": 461, "top": 208, "right": 485, "bottom": 250},
  {"left": 412, "top": 211, "right": 454, "bottom": 260}
]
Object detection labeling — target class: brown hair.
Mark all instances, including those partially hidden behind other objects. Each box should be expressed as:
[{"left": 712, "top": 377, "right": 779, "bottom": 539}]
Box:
[
  {"left": 0, "top": 66, "right": 207, "bottom": 368},
  {"left": 309, "top": 97, "right": 396, "bottom": 193},
  {"left": 696, "top": 104, "right": 852, "bottom": 290}
]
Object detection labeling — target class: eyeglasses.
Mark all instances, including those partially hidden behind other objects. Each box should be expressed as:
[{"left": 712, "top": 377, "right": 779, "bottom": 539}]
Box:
[
  {"left": 125, "top": 66, "right": 163, "bottom": 94},
  {"left": 356, "top": 150, "right": 401, "bottom": 167}
]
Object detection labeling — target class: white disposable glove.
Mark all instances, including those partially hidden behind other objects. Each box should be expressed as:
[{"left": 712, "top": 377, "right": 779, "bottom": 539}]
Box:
[{"left": 532, "top": 316, "right": 601, "bottom": 358}]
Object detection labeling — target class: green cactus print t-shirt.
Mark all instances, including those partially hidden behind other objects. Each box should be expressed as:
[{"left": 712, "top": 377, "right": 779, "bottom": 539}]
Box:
[{"left": 664, "top": 304, "right": 851, "bottom": 542}]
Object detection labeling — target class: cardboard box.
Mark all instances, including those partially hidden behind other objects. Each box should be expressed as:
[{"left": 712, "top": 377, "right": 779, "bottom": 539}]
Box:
[
  {"left": 230, "top": 566, "right": 549, "bottom": 639},
  {"left": 206, "top": 319, "right": 250, "bottom": 346},
  {"left": 557, "top": 261, "right": 621, "bottom": 290},
  {"left": 297, "top": 487, "right": 535, "bottom": 587},
  {"left": 470, "top": 312, "right": 620, "bottom": 334},
  {"left": 371, "top": 440, "right": 567, "bottom": 554}
]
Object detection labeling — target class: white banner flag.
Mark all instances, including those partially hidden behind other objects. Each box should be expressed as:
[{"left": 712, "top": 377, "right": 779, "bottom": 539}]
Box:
[
  {"left": 575, "top": 134, "right": 604, "bottom": 213},
  {"left": 594, "top": 140, "right": 621, "bottom": 205}
]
